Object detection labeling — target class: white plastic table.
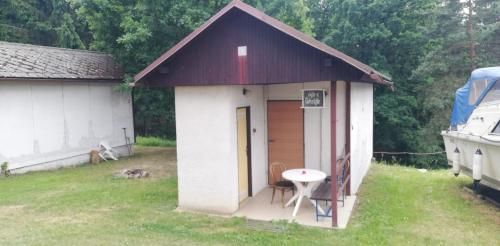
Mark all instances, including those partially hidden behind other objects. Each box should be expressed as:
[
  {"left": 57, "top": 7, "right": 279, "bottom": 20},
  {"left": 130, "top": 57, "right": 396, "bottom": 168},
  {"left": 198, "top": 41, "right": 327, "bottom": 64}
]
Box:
[{"left": 282, "top": 169, "right": 327, "bottom": 217}]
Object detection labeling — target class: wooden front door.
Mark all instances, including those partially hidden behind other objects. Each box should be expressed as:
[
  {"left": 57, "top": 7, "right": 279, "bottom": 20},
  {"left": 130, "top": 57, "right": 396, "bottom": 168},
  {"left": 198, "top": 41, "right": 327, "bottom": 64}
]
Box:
[
  {"left": 237, "top": 107, "right": 251, "bottom": 202},
  {"left": 267, "top": 101, "right": 304, "bottom": 184}
]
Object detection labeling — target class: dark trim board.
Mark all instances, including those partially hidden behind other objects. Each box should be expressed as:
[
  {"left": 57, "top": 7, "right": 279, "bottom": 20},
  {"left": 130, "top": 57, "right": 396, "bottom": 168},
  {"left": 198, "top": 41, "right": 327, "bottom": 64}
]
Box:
[
  {"left": 345, "top": 82, "right": 351, "bottom": 195},
  {"left": 245, "top": 106, "right": 253, "bottom": 197},
  {"left": 237, "top": 106, "right": 253, "bottom": 197},
  {"left": 0, "top": 78, "right": 123, "bottom": 84},
  {"left": 131, "top": 87, "right": 137, "bottom": 143},
  {"left": 330, "top": 80, "right": 338, "bottom": 227}
]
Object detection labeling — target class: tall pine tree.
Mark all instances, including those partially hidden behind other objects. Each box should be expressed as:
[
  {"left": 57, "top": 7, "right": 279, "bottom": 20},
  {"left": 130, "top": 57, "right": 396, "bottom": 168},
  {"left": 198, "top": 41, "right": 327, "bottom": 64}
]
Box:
[
  {"left": 412, "top": 0, "right": 500, "bottom": 167},
  {"left": 0, "top": 0, "right": 86, "bottom": 48}
]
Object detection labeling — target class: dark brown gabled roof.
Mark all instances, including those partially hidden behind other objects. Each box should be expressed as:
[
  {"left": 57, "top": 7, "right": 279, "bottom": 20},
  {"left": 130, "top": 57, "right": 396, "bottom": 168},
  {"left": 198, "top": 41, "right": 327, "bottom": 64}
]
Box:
[
  {"left": 134, "top": 0, "right": 391, "bottom": 85},
  {"left": 0, "top": 41, "right": 123, "bottom": 80}
]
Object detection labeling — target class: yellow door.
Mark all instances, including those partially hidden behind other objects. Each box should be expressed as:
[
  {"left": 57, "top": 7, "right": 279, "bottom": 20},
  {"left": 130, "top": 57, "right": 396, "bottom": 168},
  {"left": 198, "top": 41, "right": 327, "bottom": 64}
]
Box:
[{"left": 237, "top": 108, "right": 249, "bottom": 202}]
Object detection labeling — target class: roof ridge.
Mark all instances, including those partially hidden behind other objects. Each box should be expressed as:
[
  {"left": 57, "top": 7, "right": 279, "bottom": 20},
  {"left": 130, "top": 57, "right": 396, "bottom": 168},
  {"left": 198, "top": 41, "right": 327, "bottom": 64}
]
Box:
[{"left": 0, "top": 41, "right": 112, "bottom": 57}]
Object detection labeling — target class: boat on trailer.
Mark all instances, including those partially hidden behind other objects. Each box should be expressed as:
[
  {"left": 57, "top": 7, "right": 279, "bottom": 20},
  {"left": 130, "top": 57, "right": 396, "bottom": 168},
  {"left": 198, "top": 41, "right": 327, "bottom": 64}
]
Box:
[{"left": 442, "top": 67, "right": 500, "bottom": 191}]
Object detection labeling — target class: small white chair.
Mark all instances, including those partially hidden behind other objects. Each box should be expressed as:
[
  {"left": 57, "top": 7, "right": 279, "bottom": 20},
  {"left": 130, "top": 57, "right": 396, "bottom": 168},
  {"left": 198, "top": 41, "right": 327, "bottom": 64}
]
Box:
[{"left": 98, "top": 141, "right": 118, "bottom": 161}]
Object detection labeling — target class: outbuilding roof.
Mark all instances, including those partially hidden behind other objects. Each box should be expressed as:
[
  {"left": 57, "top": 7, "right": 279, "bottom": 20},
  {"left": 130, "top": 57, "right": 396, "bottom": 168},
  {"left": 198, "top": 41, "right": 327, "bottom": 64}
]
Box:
[
  {"left": 0, "top": 42, "right": 123, "bottom": 80},
  {"left": 134, "top": 0, "right": 391, "bottom": 86}
]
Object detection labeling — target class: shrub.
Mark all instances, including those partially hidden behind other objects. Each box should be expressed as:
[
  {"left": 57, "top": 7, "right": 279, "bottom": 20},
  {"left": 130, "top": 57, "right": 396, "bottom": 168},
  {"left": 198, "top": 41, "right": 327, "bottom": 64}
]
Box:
[
  {"left": 136, "top": 136, "right": 176, "bottom": 147},
  {"left": 1, "top": 162, "right": 9, "bottom": 177}
]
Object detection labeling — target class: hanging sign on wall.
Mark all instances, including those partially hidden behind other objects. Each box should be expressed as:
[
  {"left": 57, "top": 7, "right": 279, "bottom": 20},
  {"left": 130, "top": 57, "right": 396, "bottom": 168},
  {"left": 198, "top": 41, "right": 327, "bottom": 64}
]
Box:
[{"left": 301, "top": 89, "right": 326, "bottom": 108}]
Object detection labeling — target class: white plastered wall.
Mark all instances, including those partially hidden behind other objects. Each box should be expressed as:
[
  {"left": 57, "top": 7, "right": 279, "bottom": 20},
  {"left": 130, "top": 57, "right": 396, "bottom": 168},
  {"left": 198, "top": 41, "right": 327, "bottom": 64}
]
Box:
[
  {"left": 335, "top": 81, "right": 347, "bottom": 162},
  {"left": 0, "top": 81, "right": 134, "bottom": 173},
  {"left": 176, "top": 85, "right": 267, "bottom": 214},
  {"left": 176, "top": 86, "right": 237, "bottom": 214},
  {"left": 349, "top": 82, "right": 374, "bottom": 193},
  {"left": 174, "top": 81, "right": 373, "bottom": 214}
]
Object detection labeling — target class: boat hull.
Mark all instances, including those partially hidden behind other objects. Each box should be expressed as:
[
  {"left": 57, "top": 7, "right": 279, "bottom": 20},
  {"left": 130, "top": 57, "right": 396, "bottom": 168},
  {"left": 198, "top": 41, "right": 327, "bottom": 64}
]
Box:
[{"left": 442, "top": 131, "right": 500, "bottom": 190}]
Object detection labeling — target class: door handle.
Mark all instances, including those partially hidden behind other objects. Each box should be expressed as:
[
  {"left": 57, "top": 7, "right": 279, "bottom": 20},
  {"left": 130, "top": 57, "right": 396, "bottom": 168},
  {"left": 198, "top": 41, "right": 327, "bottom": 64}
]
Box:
[{"left": 268, "top": 139, "right": 275, "bottom": 143}]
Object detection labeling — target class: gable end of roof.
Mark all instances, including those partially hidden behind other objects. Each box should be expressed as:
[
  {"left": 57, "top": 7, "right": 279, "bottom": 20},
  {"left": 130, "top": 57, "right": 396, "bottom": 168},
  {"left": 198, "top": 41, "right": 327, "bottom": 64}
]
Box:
[{"left": 134, "top": 0, "right": 391, "bottom": 86}]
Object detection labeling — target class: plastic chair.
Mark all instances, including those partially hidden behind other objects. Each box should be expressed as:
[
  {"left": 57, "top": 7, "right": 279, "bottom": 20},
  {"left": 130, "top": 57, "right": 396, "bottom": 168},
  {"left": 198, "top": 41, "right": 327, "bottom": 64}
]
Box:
[{"left": 98, "top": 141, "right": 118, "bottom": 161}]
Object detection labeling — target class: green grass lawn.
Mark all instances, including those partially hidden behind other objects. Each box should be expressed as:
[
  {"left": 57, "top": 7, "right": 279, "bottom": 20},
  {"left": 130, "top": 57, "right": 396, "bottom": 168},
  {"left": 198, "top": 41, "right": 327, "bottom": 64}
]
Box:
[
  {"left": 136, "top": 136, "right": 176, "bottom": 147},
  {"left": 0, "top": 147, "right": 498, "bottom": 245}
]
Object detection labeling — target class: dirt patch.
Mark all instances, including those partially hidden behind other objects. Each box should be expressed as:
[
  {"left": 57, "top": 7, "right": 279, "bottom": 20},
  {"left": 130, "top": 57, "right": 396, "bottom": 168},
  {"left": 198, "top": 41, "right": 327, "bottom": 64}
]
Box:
[
  {"left": 0, "top": 205, "right": 25, "bottom": 217},
  {"left": 114, "top": 168, "right": 150, "bottom": 179},
  {"left": 111, "top": 146, "right": 177, "bottom": 180}
]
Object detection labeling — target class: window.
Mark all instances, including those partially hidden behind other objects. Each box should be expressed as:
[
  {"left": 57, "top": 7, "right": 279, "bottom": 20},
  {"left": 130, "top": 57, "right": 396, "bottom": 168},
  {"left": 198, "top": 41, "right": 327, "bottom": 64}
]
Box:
[
  {"left": 481, "top": 80, "right": 500, "bottom": 104},
  {"left": 468, "top": 79, "right": 489, "bottom": 104},
  {"left": 492, "top": 121, "right": 500, "bottom": 135},
  {"left": 237, "top": 46, "right": 247, "bottom": 57}
]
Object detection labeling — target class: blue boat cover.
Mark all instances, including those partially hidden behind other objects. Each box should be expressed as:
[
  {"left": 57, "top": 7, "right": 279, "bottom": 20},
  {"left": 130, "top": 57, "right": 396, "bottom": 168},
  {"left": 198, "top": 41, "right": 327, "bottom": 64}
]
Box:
[{"left": 450, "top": 67, "right": 500, "bottom": 127}]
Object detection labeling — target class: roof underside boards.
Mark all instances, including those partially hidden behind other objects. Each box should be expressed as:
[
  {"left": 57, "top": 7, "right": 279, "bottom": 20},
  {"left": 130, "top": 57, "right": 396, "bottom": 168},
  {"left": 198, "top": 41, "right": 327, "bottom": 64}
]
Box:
[
  {"left": 134, "top": 0, "right": 391, "bottom": 87},
  {"left": 0, "top": 42, "right": 123, "bottom": 80}
]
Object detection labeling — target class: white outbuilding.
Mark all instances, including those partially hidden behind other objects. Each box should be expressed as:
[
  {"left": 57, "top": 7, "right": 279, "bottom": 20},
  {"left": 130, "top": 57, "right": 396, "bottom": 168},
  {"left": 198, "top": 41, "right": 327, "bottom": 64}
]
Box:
[
  {"left": 134, "top": 0, "right": 391, "bottom": 228},
  {"left": 0, "top": 42, "right": 134, "bottom": 173}
]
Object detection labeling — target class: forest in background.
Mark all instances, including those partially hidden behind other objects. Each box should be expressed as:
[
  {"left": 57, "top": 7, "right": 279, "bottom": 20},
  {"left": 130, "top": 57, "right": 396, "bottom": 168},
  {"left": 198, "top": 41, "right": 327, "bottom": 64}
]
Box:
[{"left": 0, "top": 0, "right": 498, "bottom": 168}]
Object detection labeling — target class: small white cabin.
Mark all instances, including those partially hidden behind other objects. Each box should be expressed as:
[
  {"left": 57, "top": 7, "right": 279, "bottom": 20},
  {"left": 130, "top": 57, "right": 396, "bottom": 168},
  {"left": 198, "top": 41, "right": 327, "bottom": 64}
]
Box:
[
  {"left": 0, "top": 42, "right": 134, "bottom": 173},
  {"left": 134, "top": 0, "right": 391, "bottom": 227}
]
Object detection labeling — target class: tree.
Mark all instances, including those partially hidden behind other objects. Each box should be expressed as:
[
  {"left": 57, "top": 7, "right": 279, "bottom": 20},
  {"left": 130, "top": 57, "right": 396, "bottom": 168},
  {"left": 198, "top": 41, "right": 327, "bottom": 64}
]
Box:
[
  {"left": 474, "top": 0, "right": 500, "bottom": 67},
  {"left": 75, "top": 0, "right": 316, "bottom": 138},
  {"left": 2, "top": 0, "right": 496, "bottom": 167},
  {"left": 0, "top": 0, "right": 53, "bottom": 44},
  {"left": 52, "top": 0, "right": 87, "bottom": 49},
  {"left": 317, "top": 0, "right": 436, "bottom": 166},
  {"left": 305, "top": 0, "right": 335, "bottom": 41},
  {"left": 0, "top": 0, "right": 86, "bottom": 48},
  {"left": 75, "top": 0, "right": 231, "bottom": 138},
  {"left": 411, "top": 0, "right": 500, "bottom": 167},
  {"left": 245, "top": 0, "right": 315, "bottom": 35}
]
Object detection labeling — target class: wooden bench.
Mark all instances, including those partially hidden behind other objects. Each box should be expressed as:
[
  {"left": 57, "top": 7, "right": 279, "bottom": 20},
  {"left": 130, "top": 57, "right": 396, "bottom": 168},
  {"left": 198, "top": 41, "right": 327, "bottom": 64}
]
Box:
[
  {"left": 310, "top": 153, "right": 350, "bottom": 221},
  {"left": 310, "top": 182, "right": 332, "bottom": 221}
]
